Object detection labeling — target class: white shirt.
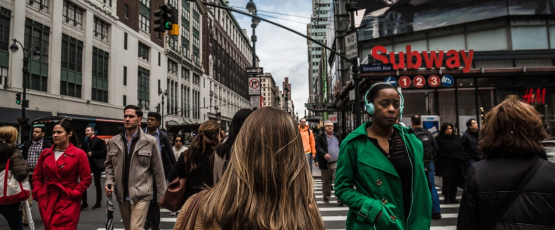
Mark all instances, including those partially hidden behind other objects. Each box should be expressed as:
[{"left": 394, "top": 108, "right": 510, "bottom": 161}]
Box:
[
  {"left": 55, "top": 150, "right": 64, "bottom": 161},
  {"left": 172, "top": 146, "right": 187, "bottom": 159}
]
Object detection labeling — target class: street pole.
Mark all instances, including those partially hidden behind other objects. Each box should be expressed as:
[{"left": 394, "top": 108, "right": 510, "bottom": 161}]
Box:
[
  {"left": 346, "top": 1, "right": 361, "bottom": 128},
  {"left": 10, "top": 39, "right": 40, "bottom": 126},
  {"left": 252, "top": 15, "right": 257, "bottom": 67}
]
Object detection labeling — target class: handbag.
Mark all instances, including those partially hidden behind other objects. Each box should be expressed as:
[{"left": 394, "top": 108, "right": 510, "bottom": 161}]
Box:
[
  {"left": 485, "top": 158, "right": 543, "bottom": 229},
  {"left": 0, "top": 158, "right": 31, "bottom": 205},
  {"left": 159, "top": 176, "right": 187, "bottom": 212}
]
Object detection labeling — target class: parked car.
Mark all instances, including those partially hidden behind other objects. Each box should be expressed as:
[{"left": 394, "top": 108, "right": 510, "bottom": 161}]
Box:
[{"left": 543, "top": 140, "right": 555, "bottom": 163}]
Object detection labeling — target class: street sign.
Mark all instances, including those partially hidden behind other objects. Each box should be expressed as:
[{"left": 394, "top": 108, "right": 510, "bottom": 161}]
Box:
[
  {"left": 248, "top": 77, "right": 261, "bottom": 95},
  {"left": 345, "top": 31, "right": 358, "bottom": 60},
  {"left": 360, "top": 63, "right": 393, "bottom": 73},
  {"left": 329, "top": 114, "right": 338, "bottom": 123},
  {"left": 384, "top": 76, "right": 397, "bottom": 87},
  {"left": 245, "top": 67, "right": 263, "bottom": 75},
  {"left": 442, "top": 74, "right": 454, "bottom": 87},
  {"left": 399, "top": 76, "right": 411, "bottom": 88},
  {"left": 414, "top": 75, "right": 426, "bottom": 88},
  {"left": 250, "top": 96, "right": 260, "bottom": 108},
  {"left": 428, "top": 75, "right": 440, "bottom": 87}
]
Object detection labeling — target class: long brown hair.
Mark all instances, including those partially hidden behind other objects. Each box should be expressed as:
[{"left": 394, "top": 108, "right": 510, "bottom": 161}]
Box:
[
  {"left": 479, "top": 99, "right": 548, "bottom": 159},
  {"left": 183, "top": 120, "right": 220, "bottom": 172},
  {"left": 200, "top": 107, "right": 324, "bottom": 230}
]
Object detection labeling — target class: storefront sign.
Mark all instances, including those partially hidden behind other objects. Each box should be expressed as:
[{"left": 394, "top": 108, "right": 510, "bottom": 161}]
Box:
[
  {"left": 399, "top": 76, "right": 411, "bottom": 88},
  {"left": 384, "top": 76, "right": 397, "bottom": 86},
  {"left": 361, "top": 63, "right": 394, "bottom": 73},
  {"left": 441, "top": 74, "right": 454, "bottom": 87},
  {"left": 523, "top": 88, "right": 546, "bottom": 104},
  {"left": 371, "top": 45, "right": 474, "bottom": 73},
  {"left": 428, "top": 75, "right": 441, "bottom": 87},
  {"left": 414, "top": 75, "right": 426, "bottom": 88}
]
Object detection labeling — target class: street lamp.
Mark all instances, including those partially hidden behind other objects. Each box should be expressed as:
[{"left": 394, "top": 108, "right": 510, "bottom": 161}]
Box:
[
  {"left": 246, "top": 0, "right": 259, "bottom": 67},
  {"left": 10, "top": 38, "right": 41, "bottom": 125},
  {"left": 159, "top": 89, "right": 168, "bottom": 129}
]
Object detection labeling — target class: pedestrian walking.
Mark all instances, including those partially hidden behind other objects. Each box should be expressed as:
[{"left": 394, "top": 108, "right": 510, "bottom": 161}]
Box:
[
  {"left": 0, "top": 126, "right": 28, "bottom": 230},
  {"left": 144, "top": 112, "right": 176, "bottom": 230},
  {"left": 173, "top": 107, "right": 325, "bottom": 230},
  {"left": 462, "top": 118, "right": 480, "bottom": 165},
  {"left": 104, "top": 105, "right": 166, "bottom": 230},
  {"left": 167, "top": 120, "right": 220, "bottom": 201},
  {"left": 315, "top": 120, "right": 342, "bottom": 205},
  {"left": 80, "top": 126, "right": 107, "bottom": 210},
  {"left": 411, "top": 114, "right": 441, "bottom": 220},
  {"left": 435, "top": 122, "right": 466, "bottom": 205},
  {"left": 457, "top": 99, "right": 555, "bottom": 229},
  {"left": 335, "top": 83, "right": 431, "bottom": 229},
  {"left": 172, "top": 135, "right": 187, "bottom": 161},
  {"left": 299, "top": 118, "right": 316, "bottom": 173},
  {"left": 32, "top": 120, "right": 92, "bottom": 230},
  {"left": 20, "top": 126, "right": 52, "bottom": 225}
]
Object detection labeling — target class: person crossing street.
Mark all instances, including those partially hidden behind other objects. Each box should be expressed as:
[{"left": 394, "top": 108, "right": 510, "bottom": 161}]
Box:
[
  {"left": 315, "top": 120, "right": 342, "bottom": 205},
  {"left": 299, "top": 118, "right": 316, "bottom": 173},
  {"left": 80, "top": 126, "right": 107, "bottom": 210}
]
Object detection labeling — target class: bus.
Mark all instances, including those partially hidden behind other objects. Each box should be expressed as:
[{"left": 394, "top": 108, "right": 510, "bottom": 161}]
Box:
[{"left": 31, "top": 116, "right": 127, "bottom": 145}]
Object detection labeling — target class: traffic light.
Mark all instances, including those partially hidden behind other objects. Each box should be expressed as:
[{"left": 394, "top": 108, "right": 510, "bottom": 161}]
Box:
[
  {"left": 16, "top": 93, "right": 21, "bottom": 105},
  {"left": 168, "top": 8, "right": 179, "bottom": 36},
  {"left": 153, "top": 5, "right": 172, "bottom": 32}
]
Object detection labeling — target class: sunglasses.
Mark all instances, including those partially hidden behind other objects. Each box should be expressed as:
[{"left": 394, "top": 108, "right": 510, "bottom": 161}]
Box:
[{"left": 175, "top": 140, "right": 182, "bottom": 142}]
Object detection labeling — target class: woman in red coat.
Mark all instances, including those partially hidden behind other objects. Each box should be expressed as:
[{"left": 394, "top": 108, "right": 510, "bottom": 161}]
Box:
[{"left": 33, "top": 120, "right": 91, "bottom": 229}]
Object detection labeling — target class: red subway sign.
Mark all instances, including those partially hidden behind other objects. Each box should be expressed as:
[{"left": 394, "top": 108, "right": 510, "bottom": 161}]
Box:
[{"left": 371, "top": 45, "right": 475, "bottom": 73}]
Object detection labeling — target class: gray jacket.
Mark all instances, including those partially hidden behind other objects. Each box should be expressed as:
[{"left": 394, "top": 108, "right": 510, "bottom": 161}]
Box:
[{"left": 104, "top": 128, "right": 166, "bottom": 204}]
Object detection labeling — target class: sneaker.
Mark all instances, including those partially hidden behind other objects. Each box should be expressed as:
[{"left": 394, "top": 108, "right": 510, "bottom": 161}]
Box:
[
  {"left": 337, "top": 200, "right": 343, "bottom": 206},
  {"left": 432, "top": 213, "right": 442, "bottom": 220},
  {"left": 92, "top": 203, "right": 102, "bottom": 209},
  {"left": 323, "top": 198, "right": 329, "bottom": 204},
  {"left": 170, "top": 212, "right": 177, "bottom": 216},
  {"left": 80, "top": 203, "right": 88, "bottom": 210}
]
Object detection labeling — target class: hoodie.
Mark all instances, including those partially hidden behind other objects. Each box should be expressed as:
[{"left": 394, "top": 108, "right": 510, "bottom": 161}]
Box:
[{"left": 299, "top": 125, "right": 316, "bottom": 156}]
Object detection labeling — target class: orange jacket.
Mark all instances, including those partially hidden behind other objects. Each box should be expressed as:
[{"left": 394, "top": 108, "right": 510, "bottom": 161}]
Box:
[{"left": 299, "top": 125, "right": 316, "bottom": 156}]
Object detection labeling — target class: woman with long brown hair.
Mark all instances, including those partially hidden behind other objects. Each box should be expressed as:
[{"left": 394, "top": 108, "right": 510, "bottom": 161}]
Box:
[
  {"left": 168, "top": 120, "right": 221, "bottom": 200},
  {"left": 174, "top": 107, "right": 324, "bottom": 230},
  {"left": 458, "top": 99, "right": 555, "bottom": 229}
]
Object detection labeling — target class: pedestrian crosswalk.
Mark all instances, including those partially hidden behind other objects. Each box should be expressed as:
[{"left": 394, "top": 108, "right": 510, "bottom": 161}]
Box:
[{"left": 312, "top": 178, "right": 461, "bottom": 230}]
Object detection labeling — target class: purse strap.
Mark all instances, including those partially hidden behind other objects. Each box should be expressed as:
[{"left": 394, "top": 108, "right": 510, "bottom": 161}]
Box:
[
  {"left": 486, "top": 158, "right": 543, "bottom": 229},
  {"left": 2, "top": 158, "right": 9, "bottom": 197},
  {"left": 180, "top": 190, "right": 208, "bottom": 230}
]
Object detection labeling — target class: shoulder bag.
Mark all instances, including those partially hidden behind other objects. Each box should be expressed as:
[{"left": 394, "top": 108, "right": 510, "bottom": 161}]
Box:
[
  {"left": 159, "top": 176, "right": 188, "bottom": 212},
  {"left": 178, "top": 190, "right": 209, "bottom": 230},
  {"left": 0, "top": 158, "right": 31, "bottom": 205},
  {"left": 485, "top": 158, "right": 543, "bottom": 229}
]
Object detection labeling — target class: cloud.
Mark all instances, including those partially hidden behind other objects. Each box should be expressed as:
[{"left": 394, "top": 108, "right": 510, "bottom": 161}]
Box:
[{"left": 230, "top": 0, "right": 312, "bottom": 117}]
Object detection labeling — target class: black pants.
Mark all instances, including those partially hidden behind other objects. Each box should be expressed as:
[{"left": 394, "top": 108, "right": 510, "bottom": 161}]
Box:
[
  {"left": 442, "top": 177, "right": 459, "bottom": 203},
  {"left": 145, "top": 183, "right": 160, "bottom": 230},
  {"left": 82, "top": 170, "right": 102, "bottom": 205}
]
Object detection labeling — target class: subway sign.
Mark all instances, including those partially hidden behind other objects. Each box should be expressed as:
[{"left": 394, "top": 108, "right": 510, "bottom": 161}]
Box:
[{"left": 371, "top": 45, "right": 475, "bottom": 73}]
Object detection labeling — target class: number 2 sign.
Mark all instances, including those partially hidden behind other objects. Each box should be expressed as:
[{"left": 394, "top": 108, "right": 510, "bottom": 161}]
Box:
[{"left": 414, "top": 75, "right": 425, "bottom": 88}]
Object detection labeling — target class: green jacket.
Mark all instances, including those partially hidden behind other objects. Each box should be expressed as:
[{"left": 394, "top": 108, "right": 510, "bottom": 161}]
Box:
[{"left": 335, "top": 122, "right": 431, "bottom": 230}]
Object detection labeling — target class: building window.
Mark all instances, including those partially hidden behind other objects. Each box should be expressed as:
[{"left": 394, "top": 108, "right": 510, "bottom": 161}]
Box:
[
  {"left": 168, "top": 0, "right": 177, "bottom": 7},
  {"left": 124, "top": 33, "right": 127, "bottom": 50},
  {"left": 29, "top": 0, "right": 49, "bottom": 12},
  {"left": 184, "top": 86, "right": 190, "bottom": 117},
  {"left": 138, "top": 43, "right": 149, "bottom": 61},
  {"left": 182, "top": 67, "right": 189, "bottom": 80},
  {"left": 0, "top": 7, "right": 11, "bottom": 57},
  {"left": 193, "top": 74, "right": 200, "bottom": 85},
  {"left": 123, "top": 66, "right": 127, "bottom": 86},
  {"left": 60, "top": 34, "right": 83, "bottom": 98},
  {"left": 63, "top": 1, "right": 83, "bottom": 29},
  {"left": 94, "top": 17, "right": 109, "bottom": 41},
  {"left": 123, "top": 95, "right": 127, "bottom": 106},
  {"left": 124, "top": 4, "right": 129, "bottom": 18},
  {"left": 139, "top": 14, "right": 150, "bottom": 32},
  {"left": 169, "top": 35, "right": 177, "bottom": 51},
  {"left": 138, "top": 66, "right": 150, "bottom": 110},
  {"left": 92, "top": 47, "right": 109, "bottom": 103},
  {"left": 100, "top": 0, "right": 112, "bottom": 7},
  {"left": 139, "top": 0, "right": 150, "bottom": 32},
  {"left": 168, "top": 59, "right": 177, "bottom": 74},
  {"left": 24, "top": 18, "right": 50, "bottom": 92}
]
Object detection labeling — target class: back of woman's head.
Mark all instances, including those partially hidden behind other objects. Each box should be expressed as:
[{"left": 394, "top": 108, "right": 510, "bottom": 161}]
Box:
[
  {"left": 216, "top": 108, "right": 253, "bottom": 159},
  {"left": 0, "top": 126, "right": 18, "bottom": 162},
  {"left": 202, "top": 107, "right": 324, "bottom": 230},
  {"left": 480, "top": 99, "right": 548, "bottom": 159},
  {"left": 56, "top": 120, "right": 79, "bottom": 147},
  {"left": 184, "top": 120, "right": 220, "bottom": 172}
]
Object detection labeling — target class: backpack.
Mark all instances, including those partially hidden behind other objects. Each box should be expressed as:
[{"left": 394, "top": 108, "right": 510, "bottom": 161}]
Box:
[{"left": 414, "top": 129, "right": 435, "bottom": 163}]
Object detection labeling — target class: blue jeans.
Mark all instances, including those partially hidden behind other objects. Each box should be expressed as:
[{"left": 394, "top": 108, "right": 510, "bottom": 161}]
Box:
[
  {"left": 0, "top": 202, "right": 24, "bottom": 230},
  {"left": 426, "top": 162, "right": 441, "bottom": 214},
  {"left": 306, "top": 154, "right": 313, "bottom": 174}
]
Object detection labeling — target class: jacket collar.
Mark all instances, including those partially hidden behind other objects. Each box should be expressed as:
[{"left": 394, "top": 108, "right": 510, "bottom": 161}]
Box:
[{"left": 343, "top": 122, "right": 413, "bottom": 143}]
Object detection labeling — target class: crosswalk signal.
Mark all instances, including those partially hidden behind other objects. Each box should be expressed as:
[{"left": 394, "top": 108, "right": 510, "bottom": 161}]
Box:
[
  {"left": 154, "top": 5, "right": 171, "bottom": 32},
  {"left": 16, "top": 93, "right": 21, "bottom": 105}
]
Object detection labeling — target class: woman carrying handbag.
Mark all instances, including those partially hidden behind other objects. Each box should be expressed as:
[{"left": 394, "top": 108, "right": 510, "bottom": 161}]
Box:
[{"left": 457, "top": 99, "right": 555, "bottom": 229}]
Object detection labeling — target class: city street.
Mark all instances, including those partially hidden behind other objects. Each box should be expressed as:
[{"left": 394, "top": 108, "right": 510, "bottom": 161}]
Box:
[{"left": 0, "top": 169, "right": 462, "bottom": 230}]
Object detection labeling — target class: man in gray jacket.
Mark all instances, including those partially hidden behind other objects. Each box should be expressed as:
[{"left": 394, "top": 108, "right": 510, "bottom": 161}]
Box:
[{"left": 104, "top": 105, "right": 166, "bottom": 230}]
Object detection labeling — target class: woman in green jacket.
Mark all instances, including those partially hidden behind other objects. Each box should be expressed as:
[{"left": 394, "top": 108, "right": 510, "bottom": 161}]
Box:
[{"left": 335, "top": 83, "right": 431, "bottom": 230}]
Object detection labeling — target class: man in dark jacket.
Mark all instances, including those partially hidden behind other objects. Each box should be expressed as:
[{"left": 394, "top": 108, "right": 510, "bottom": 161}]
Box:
[
  {"left": 462, "top": 118, "right": 480, "bottom": 165},
  {"left": 21, "top": 126, "right": 52, "bottom": 225},
  {"left": 144, "top": 112, "right": 176, "bottom": 230},
  {"left": 80, "top": 126, "right": 107, "bottom": 210},
  {"left": 315, "top": 120, "right": 342, "bottom": 204}
]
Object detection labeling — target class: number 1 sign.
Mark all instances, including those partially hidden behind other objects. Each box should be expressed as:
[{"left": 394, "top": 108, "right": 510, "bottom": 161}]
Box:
[{"left": 399, "top": 76, "right": 411, "bottom": 88}]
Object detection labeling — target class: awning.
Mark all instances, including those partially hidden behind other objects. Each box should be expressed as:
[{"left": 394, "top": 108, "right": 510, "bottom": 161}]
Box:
[{"left": 0, "top": 107, "right": 53, "bottom": 125}]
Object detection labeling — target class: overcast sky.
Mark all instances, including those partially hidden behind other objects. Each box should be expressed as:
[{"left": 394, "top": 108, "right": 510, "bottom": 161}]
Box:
[{"left": 228, "top": 0, "right": 313, "bottom": 118}]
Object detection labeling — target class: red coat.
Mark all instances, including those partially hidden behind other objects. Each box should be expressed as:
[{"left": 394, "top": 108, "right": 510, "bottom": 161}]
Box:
[{"left": 33, "top": 143, "right": 92, "bottom": 230}]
